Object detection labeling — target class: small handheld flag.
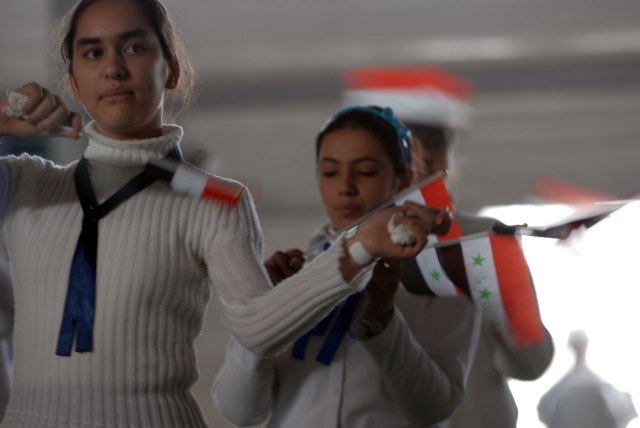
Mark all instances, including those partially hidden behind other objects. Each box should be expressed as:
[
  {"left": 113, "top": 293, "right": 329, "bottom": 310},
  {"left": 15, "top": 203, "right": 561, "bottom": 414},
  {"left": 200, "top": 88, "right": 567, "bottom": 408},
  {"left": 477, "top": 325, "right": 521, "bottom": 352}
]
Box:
[
  {"left": 394, "top": 172, "right": 461, "bottom": 241},
  {"left": 145, "top": 157, "right": 243, "bottom": 207},
  {"left": 402, "top": 231, "right": 544, "bottom": 347}
]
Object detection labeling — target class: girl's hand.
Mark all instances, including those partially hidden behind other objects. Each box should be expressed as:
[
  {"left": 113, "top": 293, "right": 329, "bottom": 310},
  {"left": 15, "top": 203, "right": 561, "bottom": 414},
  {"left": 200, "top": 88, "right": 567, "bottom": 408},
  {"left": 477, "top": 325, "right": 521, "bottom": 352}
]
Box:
[
  {"left": 350, "top": 200, "right": 444, "bottom": 261},
  {"left": 264, "top": 249, "right": 305, "bottom": 285},
  {"left": 0, "top": 82, "right": 83, "bottom": 140},
  {"left": 362, "top": 259, "right": 401, "bottom": 319}
]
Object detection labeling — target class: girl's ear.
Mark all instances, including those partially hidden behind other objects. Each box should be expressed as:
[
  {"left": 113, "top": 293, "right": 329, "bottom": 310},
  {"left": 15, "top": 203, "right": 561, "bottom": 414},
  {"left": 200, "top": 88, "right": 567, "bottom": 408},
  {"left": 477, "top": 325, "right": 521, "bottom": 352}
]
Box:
[
  {"left": 397, "top": 170, "right": 414, "bottom": 192},
  {"left": 68, "top": 74, "right": 81, "bottom": 102},
  {"left": 166, "top": 59, "right": 181, "bottom": 90}
]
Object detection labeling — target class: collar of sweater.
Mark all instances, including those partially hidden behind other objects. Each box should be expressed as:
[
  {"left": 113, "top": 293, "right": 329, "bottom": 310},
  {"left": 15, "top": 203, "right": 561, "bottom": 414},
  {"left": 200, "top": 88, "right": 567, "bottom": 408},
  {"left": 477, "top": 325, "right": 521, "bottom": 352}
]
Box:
[{"left": 82, "top": 121, "right": 183, "bottom": 166}]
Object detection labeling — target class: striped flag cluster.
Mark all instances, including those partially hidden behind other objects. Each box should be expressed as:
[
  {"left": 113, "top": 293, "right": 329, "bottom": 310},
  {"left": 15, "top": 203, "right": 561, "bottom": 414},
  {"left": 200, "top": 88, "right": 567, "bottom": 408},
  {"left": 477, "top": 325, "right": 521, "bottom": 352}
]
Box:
[
  {"left": 402, "top": 232, "right": 544, "bottom": 347},
  {"left": 394, "top": 172, "right": 543, "bottom": 347},
  {"left": 342, "top": 66, "right": 473, "bottom": 129}
]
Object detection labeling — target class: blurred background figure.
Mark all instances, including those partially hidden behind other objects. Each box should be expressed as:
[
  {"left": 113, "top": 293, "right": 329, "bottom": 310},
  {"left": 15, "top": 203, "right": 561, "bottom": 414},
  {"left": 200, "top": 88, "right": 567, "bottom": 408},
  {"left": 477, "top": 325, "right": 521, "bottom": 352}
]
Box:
[
  {"left": 344, "top": 65, "right": 555, "bottom": 428},
  {"left": 537, "top": 330, "right": 637, "bottom": 428}
]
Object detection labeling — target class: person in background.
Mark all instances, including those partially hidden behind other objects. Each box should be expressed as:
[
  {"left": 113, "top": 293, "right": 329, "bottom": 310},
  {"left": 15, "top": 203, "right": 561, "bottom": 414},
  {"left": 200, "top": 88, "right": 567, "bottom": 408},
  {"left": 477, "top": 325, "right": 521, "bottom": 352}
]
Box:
[
  {"left": 537, "top": 330, "right": 637, "bottom": 428},
  {"left": 212, "top": 105, "right": 480, "bottom": 428},
  {"left": 0, "top": 2, "right": 435, "bottom": 427},
  {"left": 344, "top": 66, "right": 554, "bottom": 428}
]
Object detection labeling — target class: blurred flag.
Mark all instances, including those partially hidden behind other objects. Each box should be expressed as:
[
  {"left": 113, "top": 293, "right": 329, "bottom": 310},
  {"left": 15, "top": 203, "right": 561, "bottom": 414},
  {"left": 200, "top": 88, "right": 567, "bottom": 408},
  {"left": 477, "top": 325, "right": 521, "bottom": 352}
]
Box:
[
  {"left": 530, "top": 175, "right": 614, "bottom": 206},
  {"left": 146, "top": 157, "right": 243, "bottom": 206},
  {"left": 403, "top": 232, "right": 544, "bottom": 347},
  {"left": 343, "top": 65, "right": 473, "bottom": 129},
  {"left": 516, "top": 201, "right": 629, "bottom": 240},
  {"left": 394, "top": 173, "right": 460, "bottom": 241}
]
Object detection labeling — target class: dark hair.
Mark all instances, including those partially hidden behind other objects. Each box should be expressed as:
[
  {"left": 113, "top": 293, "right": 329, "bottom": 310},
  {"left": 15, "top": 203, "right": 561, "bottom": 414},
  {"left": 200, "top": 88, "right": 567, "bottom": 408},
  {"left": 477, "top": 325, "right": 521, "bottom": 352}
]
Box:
[
  {"left": 54, "top": 0, "right": 196, "bottom": 119},
  {"left": 315, "top": 106, "right": 411, "bottom": 177},
  {"left": 405, "top": 122, "right": 452, "bottom": 153}
]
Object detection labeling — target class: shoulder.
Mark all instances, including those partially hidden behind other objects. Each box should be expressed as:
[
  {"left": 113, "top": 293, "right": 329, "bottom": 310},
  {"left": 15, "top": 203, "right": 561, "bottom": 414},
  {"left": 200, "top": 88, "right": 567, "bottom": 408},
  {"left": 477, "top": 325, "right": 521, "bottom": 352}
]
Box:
[
  {"left": 2, "top": 152, "right": 70, "bottom": 172},
  {"left": 1, "top": 153, "right": 72, "bottom": 188}
]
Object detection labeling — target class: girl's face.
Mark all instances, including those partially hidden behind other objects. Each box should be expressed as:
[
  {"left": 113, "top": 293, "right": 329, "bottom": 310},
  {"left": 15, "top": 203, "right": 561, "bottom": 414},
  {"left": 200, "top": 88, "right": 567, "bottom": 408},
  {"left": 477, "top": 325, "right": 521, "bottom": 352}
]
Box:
[
  {"left": 69, "top": 0, "right": 176, "bottom": 139},
  {"left": 317, "top": 128, "right": 410, "bottom": 230}
]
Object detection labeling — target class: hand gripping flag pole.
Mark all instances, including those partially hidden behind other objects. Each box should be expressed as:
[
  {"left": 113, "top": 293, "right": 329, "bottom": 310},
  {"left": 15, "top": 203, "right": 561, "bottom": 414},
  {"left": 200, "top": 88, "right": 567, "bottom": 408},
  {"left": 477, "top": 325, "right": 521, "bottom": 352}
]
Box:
[{"left": 303, "top": 170, "right": 455, "bottom": 258}]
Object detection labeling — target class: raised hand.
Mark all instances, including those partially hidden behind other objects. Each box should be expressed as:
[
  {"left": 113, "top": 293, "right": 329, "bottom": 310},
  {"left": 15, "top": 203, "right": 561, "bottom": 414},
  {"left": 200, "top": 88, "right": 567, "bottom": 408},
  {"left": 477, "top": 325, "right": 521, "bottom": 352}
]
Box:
[
  {"left": 264, "top": 249, "right": 305, "bottom": 285},
  {"left": 351, "top": 200, "right": 444, "bottom": 262},
  {"left": 0, "top": 82, "right": 83, "bottom": 140}
]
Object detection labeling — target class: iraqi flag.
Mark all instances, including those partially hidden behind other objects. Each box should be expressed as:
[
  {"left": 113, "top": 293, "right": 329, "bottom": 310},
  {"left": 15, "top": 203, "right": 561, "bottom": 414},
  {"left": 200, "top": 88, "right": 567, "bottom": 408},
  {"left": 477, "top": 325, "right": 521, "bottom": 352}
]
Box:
[
  {"left": 394, "top": 173, "right": 461, "bottom": 241},
  {"left": 146, "top": 157, "right": 243, "bottom": 206},
  {"left": 343, "top": 65, "right": 473, "bottom": 129},
  {"left": 402, "top": 232, "right": 544, "bottom": 347}
]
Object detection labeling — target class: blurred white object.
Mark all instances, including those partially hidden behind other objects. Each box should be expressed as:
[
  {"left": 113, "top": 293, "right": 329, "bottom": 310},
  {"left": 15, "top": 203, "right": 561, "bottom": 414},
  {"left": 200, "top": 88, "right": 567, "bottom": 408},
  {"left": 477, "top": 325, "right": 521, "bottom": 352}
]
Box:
[
  {"left": 2, "top": 90, "right": 27, "bottom": 119},
  {"left": 387, "top": 212, "right": 416, "bottom": 245},
  {"left": 537, "top": 330, "right": 637, "bottom": 428},
  {"left": 342, "top": 66, "right": 473, "bottom": 129}
]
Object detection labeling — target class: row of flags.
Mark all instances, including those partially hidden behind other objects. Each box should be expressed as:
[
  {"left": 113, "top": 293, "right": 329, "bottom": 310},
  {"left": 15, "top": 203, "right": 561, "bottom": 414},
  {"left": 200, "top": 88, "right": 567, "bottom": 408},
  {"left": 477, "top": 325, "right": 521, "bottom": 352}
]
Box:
[
  {"left": 395, "top": 172, "right": 629, "bottom": 347},
  {"left": 395, "top": 174, "right": 544, "bottom": 347},
  {"left": 143, "top": 132, "right": 623, "bottom": 350}
]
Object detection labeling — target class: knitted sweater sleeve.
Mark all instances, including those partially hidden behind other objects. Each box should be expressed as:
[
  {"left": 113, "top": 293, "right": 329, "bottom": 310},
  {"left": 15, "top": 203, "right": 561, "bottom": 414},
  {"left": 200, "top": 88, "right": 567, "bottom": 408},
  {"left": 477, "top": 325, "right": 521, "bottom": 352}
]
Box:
[
  {"left": 204, "top": 189, "right": 372, "bottom": 357},
  {"left": 0, "top": 157, "right": 11, "bottom": 229}
]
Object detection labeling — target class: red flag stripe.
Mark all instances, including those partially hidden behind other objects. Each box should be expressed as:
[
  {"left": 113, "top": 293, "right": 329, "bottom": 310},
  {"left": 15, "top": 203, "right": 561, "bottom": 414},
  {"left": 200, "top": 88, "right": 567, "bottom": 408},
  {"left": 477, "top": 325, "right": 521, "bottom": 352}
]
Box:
[
  {"left": 490, "top": 235, "right": 544, "bottom": 347},
  {"left": 419, "top": 178, "right": 461, "bottom": 240},
  {"left": 202, "top": 180, "right": 243, "bottom": 206},
  {"left": 344, "top": 66, "right": 472, "bottom": 100}
]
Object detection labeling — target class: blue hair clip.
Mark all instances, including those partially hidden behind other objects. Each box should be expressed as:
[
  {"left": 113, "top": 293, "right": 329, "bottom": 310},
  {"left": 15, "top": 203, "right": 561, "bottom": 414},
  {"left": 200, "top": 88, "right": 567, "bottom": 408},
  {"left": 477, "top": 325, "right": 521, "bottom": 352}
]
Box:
[{"left": 323, "top": 106, "right": 412, "bottom": 165}]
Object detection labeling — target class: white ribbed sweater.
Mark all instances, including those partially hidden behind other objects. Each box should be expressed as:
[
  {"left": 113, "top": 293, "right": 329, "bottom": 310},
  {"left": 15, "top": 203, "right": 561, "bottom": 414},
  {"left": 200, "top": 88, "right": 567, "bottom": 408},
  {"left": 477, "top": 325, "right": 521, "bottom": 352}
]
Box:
[{"left": 0, "top": 123, "right": 366, "bottom": 428}]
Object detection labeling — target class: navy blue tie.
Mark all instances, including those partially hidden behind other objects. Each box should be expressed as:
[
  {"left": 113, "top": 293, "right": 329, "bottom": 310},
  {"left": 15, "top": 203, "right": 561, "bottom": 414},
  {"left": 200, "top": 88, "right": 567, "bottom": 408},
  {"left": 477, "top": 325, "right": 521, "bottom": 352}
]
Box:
[
  {"left": 291, "top": 237, "right": 364, "bottom": 365},
  {"left": 56, "top": 148, "right": 182, "bottom": 356},
  {"left": 291, "top": 292, "right": 363, "bottom": 365}
]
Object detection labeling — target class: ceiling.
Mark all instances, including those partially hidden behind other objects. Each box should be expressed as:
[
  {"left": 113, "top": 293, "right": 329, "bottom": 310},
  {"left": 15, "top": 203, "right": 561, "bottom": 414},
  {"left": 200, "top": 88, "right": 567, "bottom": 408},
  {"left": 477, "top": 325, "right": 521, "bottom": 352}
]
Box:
[{"left": 1, "top": 0, "right": 640, "bottom": 224}]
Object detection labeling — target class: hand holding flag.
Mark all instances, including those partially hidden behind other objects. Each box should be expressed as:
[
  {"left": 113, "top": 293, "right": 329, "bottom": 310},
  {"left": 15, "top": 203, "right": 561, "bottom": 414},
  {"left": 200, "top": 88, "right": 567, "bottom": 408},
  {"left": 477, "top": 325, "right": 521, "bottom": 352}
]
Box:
[{"left": 304, "top": 171, "right": 455, "bottom": 257}]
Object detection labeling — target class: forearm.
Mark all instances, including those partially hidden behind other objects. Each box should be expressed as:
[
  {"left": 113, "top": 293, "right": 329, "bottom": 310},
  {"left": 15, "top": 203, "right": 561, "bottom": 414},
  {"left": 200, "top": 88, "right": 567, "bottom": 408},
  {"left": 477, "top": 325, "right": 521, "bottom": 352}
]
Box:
[
  {"left": 208, "top": 195, "right": 374, "bottom": 356},
  {"left": 359, "top": 309, "right": 469, "bottom": 425},
  {"left": 212, "top": 337, "right": 276, "bottom": 426}
]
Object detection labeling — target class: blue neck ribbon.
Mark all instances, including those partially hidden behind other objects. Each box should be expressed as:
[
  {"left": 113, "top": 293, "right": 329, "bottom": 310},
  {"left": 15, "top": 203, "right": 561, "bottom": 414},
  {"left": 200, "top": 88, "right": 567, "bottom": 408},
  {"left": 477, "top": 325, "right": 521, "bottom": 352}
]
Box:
[{"left": 55, "top": 147, "right": 182, "bottom": 356}]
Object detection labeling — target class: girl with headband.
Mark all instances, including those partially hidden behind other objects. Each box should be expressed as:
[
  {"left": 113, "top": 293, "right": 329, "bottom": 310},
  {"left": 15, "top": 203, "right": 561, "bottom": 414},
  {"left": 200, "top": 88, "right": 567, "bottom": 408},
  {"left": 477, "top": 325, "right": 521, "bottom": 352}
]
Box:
[{"left": 213, "top": 105, "right": 480, "bottom": 428}]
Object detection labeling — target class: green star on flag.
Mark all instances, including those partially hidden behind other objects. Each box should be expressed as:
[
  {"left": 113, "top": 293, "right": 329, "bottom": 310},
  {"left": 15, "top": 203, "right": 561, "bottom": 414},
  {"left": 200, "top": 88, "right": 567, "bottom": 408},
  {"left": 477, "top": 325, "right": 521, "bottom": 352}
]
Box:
[
  {"left": 472, "top": 253, "right": 486, "bottom": 266},
  {"left": 479, "top": 288, "right": 492, "bottom": 299},
  {"left": 430, "top": 270, "right": 442, "bottom": 281}
]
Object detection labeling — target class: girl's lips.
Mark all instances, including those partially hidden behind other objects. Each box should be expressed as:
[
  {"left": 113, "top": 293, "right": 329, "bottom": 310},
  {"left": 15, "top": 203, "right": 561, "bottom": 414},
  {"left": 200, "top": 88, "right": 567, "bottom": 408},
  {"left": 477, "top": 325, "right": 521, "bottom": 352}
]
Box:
[
  {"left": 338, "top": 206, "right": 361, "bottom": 217},
  {"left": 101, "top": 90, "right": 132, "bottom": 101}
]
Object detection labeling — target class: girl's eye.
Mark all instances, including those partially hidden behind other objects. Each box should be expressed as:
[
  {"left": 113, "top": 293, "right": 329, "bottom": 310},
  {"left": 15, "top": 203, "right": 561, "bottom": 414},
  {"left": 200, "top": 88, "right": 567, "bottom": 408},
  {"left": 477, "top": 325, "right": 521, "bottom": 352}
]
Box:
[
  {"left": 83, "top": 49, "right": 103, "bottom": 59},
  {"left": 357, "top": 170, "right": 377, "bottom": 177},
  {"left": 125, "top": 44, "right": 146, "bottom": 54},
  {"left": 321, "top": 171, "right": 337, "bottom": 178}
]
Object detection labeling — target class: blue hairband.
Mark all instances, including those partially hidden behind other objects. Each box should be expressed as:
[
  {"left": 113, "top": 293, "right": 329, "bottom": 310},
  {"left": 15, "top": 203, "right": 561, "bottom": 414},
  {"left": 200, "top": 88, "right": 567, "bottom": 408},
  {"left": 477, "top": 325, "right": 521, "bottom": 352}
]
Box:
[{"left": 323, "top": 106, "right": 412, "bottom": 166}]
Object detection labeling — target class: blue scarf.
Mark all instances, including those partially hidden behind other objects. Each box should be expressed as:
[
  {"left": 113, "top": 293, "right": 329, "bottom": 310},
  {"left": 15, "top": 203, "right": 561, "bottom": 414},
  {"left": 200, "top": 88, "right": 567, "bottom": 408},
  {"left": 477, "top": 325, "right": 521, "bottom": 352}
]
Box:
[{"left": 291, "top": 231, "right": 363, "bottom": 365}]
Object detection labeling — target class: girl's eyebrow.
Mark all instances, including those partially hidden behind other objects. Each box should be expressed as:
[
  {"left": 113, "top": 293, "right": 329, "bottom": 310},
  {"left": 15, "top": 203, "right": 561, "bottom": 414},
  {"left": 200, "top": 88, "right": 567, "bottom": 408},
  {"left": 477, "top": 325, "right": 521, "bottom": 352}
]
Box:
[
  {"left": 76, "top": 28, "right": 149, "bottom": 48},
  {"left": 320, "top": 156, "right": 383, "bottom": 165}
]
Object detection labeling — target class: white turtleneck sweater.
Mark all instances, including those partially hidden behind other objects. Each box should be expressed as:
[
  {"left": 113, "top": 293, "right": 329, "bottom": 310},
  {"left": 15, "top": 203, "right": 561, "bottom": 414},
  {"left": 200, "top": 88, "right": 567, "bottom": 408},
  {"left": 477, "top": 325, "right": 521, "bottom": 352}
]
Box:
[{"left": 0, "top": 122, "right": 369, "bottom": 428}]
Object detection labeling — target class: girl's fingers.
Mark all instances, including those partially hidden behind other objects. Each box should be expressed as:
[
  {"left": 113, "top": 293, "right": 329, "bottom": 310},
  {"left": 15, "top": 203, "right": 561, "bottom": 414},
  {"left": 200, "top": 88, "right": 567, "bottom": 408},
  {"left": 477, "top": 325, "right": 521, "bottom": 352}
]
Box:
[
  {"left": 3, "top": 84, "right": 83, "bottom": 140},
  {"left": 265, "top": 250, "right": 304, "bottom": 285},
  {"left": 25, "top": 92, "right": 63, "bottom": 126}
]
